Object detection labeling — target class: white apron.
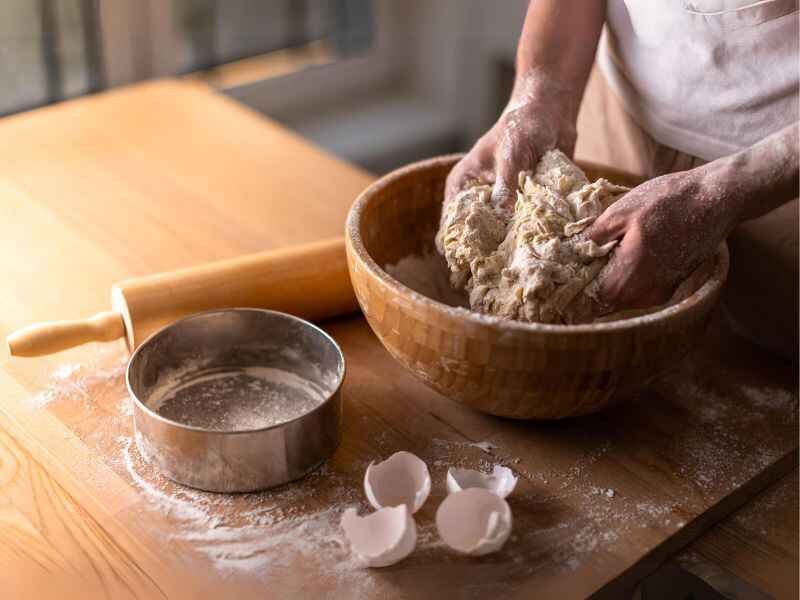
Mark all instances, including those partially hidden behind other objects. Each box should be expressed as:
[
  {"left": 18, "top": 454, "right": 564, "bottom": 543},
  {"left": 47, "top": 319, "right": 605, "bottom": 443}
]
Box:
[{"left": 598, "top": 0, "right": 799, "bottom": 160}]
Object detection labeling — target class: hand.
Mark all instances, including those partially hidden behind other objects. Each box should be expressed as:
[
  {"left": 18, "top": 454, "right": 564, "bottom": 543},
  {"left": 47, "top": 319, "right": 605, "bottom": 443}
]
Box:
[
  {"left": 584, "top": 168, "right": 736, "bottom": 312},
  {"left": 445, "top": 81, "right": 577, "bottom": 211}
]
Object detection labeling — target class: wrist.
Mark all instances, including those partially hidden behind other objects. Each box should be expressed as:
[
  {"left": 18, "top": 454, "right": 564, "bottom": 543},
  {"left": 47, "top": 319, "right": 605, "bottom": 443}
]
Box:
[
  {"left": 691, "top": 160, "right": 747, "bottom": 234},
  {"left": 508, "top": 67, "right": 581, "bottom": 124},
  {"left": 505, "top": 72, "right": 578, "bottom": 155}
]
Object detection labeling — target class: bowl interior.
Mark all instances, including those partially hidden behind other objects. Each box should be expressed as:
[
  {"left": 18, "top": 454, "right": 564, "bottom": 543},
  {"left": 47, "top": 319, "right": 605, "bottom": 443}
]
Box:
[{"left": 357, "top": 159, "right": 469, "bottom": 307}]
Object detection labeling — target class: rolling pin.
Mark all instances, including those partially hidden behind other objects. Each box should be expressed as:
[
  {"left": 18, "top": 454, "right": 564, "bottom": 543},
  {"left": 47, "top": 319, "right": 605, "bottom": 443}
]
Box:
[{"left": 7, "top": 237, "right": 357, "bottom": 357}]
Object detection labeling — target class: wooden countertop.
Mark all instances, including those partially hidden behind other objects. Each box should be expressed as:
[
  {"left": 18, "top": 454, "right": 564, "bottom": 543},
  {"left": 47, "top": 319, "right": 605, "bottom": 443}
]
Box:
[{"left": 0, "top": 80, "right": 796, "bottom": 600}]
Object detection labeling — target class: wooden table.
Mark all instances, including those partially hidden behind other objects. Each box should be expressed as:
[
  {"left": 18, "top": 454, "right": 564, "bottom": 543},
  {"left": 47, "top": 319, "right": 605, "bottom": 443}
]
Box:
[{"left": 0, "top": 80, "right": 796, "bottom": 600}]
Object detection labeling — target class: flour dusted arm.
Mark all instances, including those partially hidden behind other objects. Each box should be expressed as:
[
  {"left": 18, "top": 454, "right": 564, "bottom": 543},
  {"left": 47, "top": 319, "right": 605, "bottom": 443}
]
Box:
[
  {"left": 586, "top": 123, "right": 800, "bottom": 312},
  {"left": 444, "top": 0, "right": 606, "bottom": 211}
]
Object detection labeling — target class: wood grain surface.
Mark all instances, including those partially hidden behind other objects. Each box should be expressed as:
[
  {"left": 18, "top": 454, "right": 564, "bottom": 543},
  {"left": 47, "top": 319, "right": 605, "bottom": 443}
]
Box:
[
  {"left": 677, "top": 471, "right": 798, "bottom": 599},
  {"left": 0, "top": 80, "right": 796, "bottom": 599}
]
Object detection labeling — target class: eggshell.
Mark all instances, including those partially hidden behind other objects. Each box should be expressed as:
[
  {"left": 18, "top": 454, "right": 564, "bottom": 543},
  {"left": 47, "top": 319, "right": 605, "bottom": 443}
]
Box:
[
  {"left": 435, "top": 488, "right": 512, "bottom": 555},
  {"left": 446, "top": 465, "right": 518, "bottom": 498},
  {"left": 341, "top": 505, "right": 417, "bottom": 567},
  {"left": 364, "top": 451, "right": 431, "bottom": 513}
]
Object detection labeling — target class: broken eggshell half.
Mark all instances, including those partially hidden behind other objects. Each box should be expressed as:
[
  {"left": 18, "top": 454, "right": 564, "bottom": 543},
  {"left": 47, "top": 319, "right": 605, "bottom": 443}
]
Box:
[
  {"left": 446, "top": 465, "right": 518, "bottom": 498},
  {"left": 436, "top": 488, "right": 512, "bottom": 556},
  {"left": 341, "top": 505, "right": 417, "bottom": 567},
  {"left": 364, "top": 451, "right": 431, "bottom": 513}
]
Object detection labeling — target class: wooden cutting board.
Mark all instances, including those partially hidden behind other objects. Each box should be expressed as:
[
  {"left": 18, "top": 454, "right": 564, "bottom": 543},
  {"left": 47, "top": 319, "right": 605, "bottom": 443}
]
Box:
[{"left": 0, "top": 80, "right": 796, "bottom": 599}]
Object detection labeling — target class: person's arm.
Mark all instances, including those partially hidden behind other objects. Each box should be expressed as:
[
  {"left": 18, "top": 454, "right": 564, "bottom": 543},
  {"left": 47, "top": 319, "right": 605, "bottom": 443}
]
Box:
[
  {"left": 718, "top": 123, "right": 799, "bottom": 221},
  {"left": 585, "top": 123, "right": 800, "bottom": 311},
  {"left": 445, "top": 0, "right": 607, "bottom": 209},
  {"left": 514, "top": 0, "right": 605, "bottom": 125}
]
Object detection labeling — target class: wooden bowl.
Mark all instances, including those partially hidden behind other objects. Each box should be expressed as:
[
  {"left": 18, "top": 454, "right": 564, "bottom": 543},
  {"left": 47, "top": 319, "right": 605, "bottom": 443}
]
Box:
[{"left": 345, "top": 155, "right": 728, "bottom": 419}]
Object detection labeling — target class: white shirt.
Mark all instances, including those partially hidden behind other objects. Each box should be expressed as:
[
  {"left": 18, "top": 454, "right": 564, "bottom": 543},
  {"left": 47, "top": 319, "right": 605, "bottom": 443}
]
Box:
[{"left": 598, "top": 0, "right": 799, "bottom": 160}]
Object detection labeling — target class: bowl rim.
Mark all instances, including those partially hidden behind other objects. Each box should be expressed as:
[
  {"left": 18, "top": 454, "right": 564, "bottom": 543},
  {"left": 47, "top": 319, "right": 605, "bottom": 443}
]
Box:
[{"left": 346, "top": 154, "right": 729, "bottom": 335}]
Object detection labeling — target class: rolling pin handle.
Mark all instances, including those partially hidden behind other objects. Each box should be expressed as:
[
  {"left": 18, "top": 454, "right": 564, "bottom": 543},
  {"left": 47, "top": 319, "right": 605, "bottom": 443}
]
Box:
[{"left": 6, "top": 311, "right": 126, "bottom": 357}]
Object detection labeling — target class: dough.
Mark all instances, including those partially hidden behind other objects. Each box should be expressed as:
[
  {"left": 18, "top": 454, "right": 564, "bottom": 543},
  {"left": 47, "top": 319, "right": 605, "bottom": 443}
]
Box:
[{"left": 436, "top": 150, "right": 629, "bottom": 324}]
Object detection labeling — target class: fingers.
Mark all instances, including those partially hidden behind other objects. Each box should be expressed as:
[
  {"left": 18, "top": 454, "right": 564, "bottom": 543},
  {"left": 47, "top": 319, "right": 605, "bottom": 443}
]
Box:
[
  {"left": 583, "top": 203, "right": 630, "bottom": 246},
  {"left": 593, "top": 228, "right": 672, "bottom": 312},
  {"left": 446, "top": 155, "right": 525, "bottom": 214},
  {"left": 446, "top": 111, "right": 543, "bottom": 210},
  {"left": 444, "top": 163, "right": 472, "bottom": 205},
  {"left": 445, "top": 153, "right": 492, "bottom": 206},
  {"left": 585, "top": 178, "right": 658, "bottom": 246},
  {"left": 592, "top": 235, "right": 632, "bottom": 312}
]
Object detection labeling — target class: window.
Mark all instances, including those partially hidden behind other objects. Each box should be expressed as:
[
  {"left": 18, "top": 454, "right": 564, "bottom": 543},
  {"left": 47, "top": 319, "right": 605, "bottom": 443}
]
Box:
[
  {"left": 0, "top": 0, "right": 374, "bottom": 116},
  {"left": 0, "top": 0, "right": 103, "bottom": 114}
]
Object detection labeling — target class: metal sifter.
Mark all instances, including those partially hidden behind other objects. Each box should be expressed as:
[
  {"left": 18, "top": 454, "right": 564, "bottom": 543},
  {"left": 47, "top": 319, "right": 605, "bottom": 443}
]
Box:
[{"left": 126, "top": 309, "right": 344, "bottom": 493}]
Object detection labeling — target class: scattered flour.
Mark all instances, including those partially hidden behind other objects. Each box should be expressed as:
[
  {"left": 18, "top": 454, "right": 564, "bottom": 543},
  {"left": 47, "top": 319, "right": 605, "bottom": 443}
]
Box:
[
  {"left": 118, "top": 434, "right": 373, "bottom": 586},
  {"left": 121, "top": 435, "right": 208, "bottom": 522},
  {"left": 28, "top": 356, "right": 127, "bottom": 410},
  {"left": 21, "top": 332, "right": 798, "bottom": 590},
  {"left": 739, "top": 384, "right": 799, "bottom": 413},
  {"left": 53, "top": 363, "right": 81, "bottom": 380},
  {"left": 470, "top": 440, "right": 496, "bottom": 453},
  {"left": 589, "top": 486, "right": 617, "bottom": 499},
  {"left": 119, "top": 396, "right": 133, "bottom": 417}
]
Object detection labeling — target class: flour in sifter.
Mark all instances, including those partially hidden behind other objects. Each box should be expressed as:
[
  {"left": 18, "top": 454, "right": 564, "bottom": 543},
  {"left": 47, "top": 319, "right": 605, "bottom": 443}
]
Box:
[{"left": 147, "top": 366, "right": 327, "bottom": 431}]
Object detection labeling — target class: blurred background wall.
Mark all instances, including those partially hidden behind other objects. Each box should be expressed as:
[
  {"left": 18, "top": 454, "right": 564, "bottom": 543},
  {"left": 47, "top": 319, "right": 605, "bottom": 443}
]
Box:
[{"left": 0, "top": 0, "right": 529, "bottom": 173}]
